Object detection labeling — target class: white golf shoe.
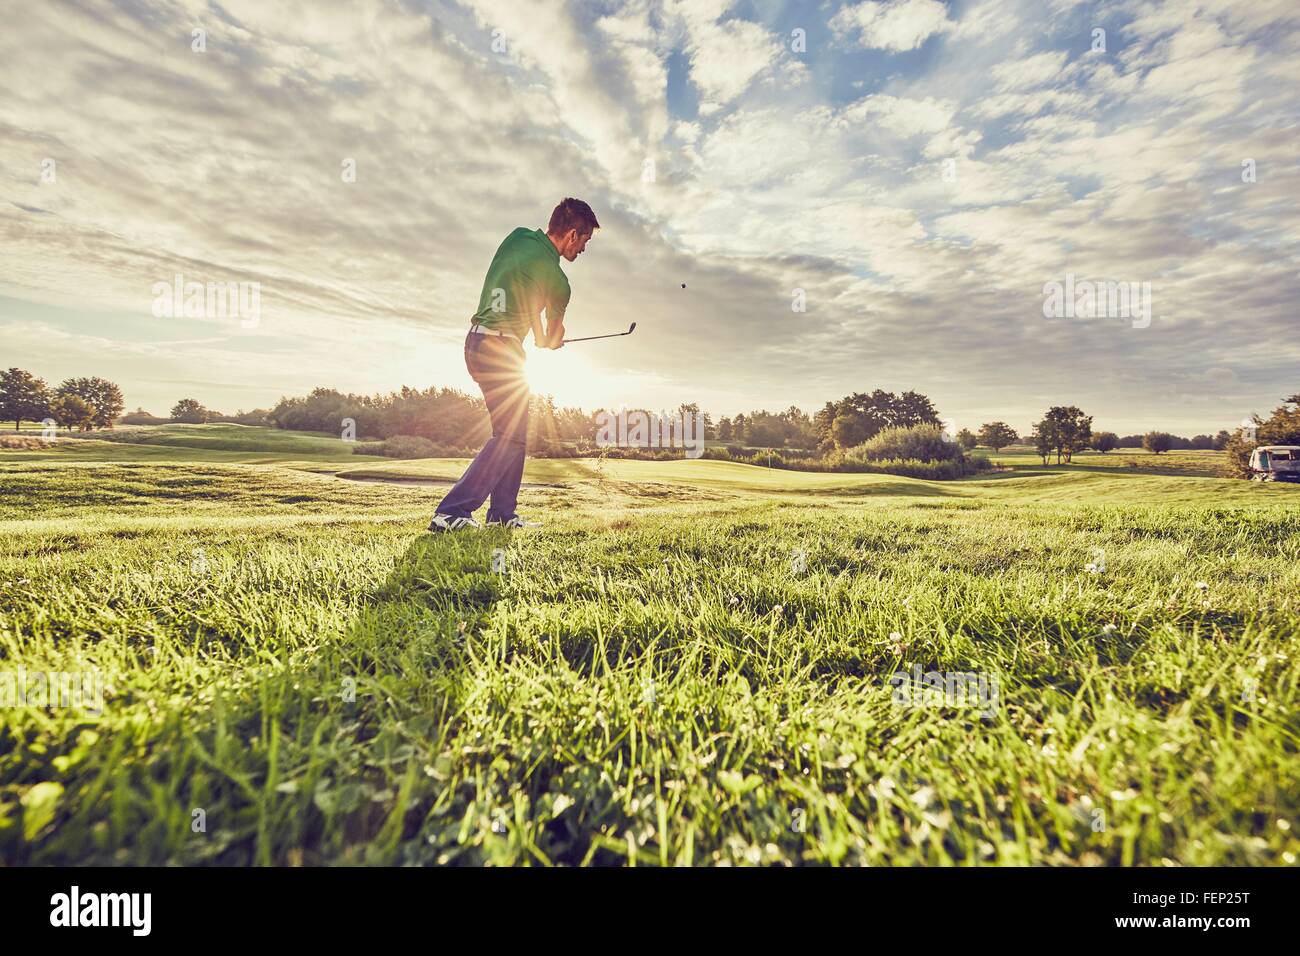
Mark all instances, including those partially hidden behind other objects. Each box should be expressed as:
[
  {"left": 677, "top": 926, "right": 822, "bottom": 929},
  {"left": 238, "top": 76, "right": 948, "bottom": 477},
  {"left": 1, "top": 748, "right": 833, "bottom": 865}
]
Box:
[
  {"left": 428, "top": 514, "right": 481, "bottom": 533},
  {"left": 486, "top": 515, "right": 541, "bottom": 529}
]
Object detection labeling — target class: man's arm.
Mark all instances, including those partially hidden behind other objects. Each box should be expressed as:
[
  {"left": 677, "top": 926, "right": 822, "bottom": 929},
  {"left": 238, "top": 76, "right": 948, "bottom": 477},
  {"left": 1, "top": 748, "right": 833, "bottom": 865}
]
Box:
[
  {"left": 543, "top": 279, "right": 570, "bottom": 349},
  {"left": 543, "top": 313, "right": 565, "bottom": 349},
  {"left": 528, "top": 314, "right": 563, "bottom": 348}
]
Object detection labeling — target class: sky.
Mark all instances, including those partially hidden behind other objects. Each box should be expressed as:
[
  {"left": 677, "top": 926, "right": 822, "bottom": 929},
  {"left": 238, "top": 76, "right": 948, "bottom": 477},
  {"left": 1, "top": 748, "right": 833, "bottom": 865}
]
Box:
[{"left": 2, "top": 0, "right": 1298, "bottom": 436}]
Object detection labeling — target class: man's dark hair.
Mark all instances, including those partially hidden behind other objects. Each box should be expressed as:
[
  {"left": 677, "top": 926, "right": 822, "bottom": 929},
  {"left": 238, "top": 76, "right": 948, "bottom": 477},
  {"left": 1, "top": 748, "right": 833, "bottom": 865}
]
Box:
[{"left": 548, "top": 198, "right": 600, "bottom": 238}]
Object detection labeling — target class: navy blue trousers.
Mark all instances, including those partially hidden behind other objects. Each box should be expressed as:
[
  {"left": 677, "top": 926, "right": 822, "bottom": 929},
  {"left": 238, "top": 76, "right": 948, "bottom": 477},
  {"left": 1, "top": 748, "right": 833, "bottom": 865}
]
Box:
[{"left": 434, "top": 330, "right": 530, "bottom": 522}]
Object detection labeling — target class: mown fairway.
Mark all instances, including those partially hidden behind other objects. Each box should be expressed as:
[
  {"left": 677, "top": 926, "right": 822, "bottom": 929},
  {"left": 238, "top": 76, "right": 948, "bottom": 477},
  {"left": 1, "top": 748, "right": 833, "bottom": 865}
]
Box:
[{"left": 2, "top": 426, "right": 1298, "bottom": 865}]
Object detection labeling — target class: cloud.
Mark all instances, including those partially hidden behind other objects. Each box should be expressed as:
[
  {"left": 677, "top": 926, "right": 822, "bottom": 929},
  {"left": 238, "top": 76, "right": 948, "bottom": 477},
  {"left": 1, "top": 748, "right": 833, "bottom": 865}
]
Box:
[
  {"left": 672, "top": 3, "right": 782, "bottom": 108},
  {"left": 990, "top": 51, "right": 1068, "bottom": 90},
  {"left": 847, "top": 94, "right": 957, "bottom": 138},
  {"left": 830, "top": 0, "right": 953, "bottom": 52},
  {"left": 1, "top": 0, "right": 1298, "bottom": 433}
]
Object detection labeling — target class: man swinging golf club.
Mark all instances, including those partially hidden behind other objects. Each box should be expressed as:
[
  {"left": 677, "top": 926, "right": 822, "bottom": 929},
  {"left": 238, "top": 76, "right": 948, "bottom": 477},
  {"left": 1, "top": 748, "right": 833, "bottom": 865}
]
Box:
[{"left": 428, "top": 198, "right": 599, "bottom": 532}]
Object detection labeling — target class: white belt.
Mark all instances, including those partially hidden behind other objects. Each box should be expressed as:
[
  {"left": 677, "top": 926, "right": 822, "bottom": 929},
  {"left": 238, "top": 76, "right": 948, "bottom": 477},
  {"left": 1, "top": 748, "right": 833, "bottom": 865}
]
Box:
[{"left": 470, "top": 323, "right": 522, "bottom": 342}]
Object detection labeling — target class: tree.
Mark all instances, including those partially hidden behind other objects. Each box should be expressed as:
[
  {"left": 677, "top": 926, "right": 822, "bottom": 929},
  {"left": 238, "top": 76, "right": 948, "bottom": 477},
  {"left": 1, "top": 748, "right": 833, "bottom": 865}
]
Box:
[
  {"left": 732, "top": 413, "right": 747, "bottom": 445},
  {"left": 813, "top": 401, "right": 838, "bottom": 449},
  {"left": 0, "top": 367, "right": 50, "bottom": 430},
  {"left": 1213, "top": 430, "right": 1231, "bottom": 451},
  {"left": 977, "top": 421, "right": 1018, "bottom": 451},
  {"left": 894, "top": 391, "right": 941, "bottom": 428},
  {"left": 831, "top": 413, "right": 866, "bottom": 449},
  {"left": 1143, "top": 431, "right": 1175, "bottom": 454},
  {"left": 1040, "top": 406, "right": 1093, "bottom": 463},
  {"left": 1031, "top": 421, "right": 1054, "bottom": 465},
  {"left": 1225, "top": 395, "right": 1300, "bottom": 477},
  {"left": 1188, "top": 434, "right": 1215, "bottom": 450},
  {"left": 170, "top": 398, "right": 209, "bottom": 423},
  {"left": 744, "top": 414, "right": 785, "bottom": 448},
  {"left": 955, "top": 427, "right": 977, "bottom": 451},
  {"left": 1090, "top": 431, "right": 1118, "bottom": 453},
  {"left": 57, "top": 377, "right": 124, "bottom": 429},
  {"left": 779, "top": 405, "right": 818, "bottom": 449},
  {"left": 707, "top": 406, "right": 817, "bottom": 450},
  {"left": 48, "top": 393, "right": 96, "bottom": 431},
  {"left": 817, "top": 389, "right": 941, "bottom": 448}
]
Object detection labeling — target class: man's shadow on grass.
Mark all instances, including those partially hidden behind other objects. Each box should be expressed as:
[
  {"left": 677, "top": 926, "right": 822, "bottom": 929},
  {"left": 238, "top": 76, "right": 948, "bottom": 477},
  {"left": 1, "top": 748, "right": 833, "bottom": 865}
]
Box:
[
  {"left": 280, "top": 526, "right": 521, "bottom": 864},
  {"left": 374, "top": 527, "right": 514, "bottom": 612}
]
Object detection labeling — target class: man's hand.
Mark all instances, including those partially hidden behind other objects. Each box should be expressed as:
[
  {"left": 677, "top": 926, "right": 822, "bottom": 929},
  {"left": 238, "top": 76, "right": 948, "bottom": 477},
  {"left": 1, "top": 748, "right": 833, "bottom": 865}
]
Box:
[{"left": 546, "top": 322, "right": 565, "bottom": 349}]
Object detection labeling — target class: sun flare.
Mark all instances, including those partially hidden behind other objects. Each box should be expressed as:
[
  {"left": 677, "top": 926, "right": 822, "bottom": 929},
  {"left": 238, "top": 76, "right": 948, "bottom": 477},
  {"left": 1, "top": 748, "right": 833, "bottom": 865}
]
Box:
[{"left": 525, "top": 343, "right": 622, "bottom": 411}]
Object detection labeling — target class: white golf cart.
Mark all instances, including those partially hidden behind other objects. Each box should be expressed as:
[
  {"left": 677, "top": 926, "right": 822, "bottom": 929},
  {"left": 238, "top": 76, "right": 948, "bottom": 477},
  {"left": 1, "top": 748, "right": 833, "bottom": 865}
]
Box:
[{"left": 1247, "top": 445, "right": 1300, "bottom": 482}]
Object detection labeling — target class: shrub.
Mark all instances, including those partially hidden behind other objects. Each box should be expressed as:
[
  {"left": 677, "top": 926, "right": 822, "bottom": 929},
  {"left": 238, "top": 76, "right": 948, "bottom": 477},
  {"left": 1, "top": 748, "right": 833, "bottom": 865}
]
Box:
[
  {"left": 821, "top": 451, "right": 992, "bottom": 479},
  {"left": 352, "top": 435, "right": 469, "bottom": 459},
  {"left": 209, "top": 409, "right": 271, "bottom": 426},
  {"left": 0, "top": 434, "right": 53, "bottom": 449},
  {"left": 701, "top": 444, "right": 993, "bottom": 479},
  {"left": 596, "top": 445, "right": 701, "bottom": 462},
  {"left": 531, "top": 440, "right": 589, "bottom": 458},
  {"left": 855, "top": 424, "right": 963, "bottom": 463},
  {"left": 119, "top": 409, "right": 168, "bottom": 426}
]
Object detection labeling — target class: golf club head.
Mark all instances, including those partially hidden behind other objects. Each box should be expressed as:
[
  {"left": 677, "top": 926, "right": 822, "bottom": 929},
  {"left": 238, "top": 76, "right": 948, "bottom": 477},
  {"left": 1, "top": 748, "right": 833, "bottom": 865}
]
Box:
[{"left": 628, "top": 322, "right": 637, "bottom": 334}]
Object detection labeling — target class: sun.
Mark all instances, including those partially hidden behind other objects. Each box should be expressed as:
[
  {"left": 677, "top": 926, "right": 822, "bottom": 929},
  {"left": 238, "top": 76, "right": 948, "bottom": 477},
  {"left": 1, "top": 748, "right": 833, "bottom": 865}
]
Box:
[{"left": 525, "top": 344, "right": 615, "bottom": 410}]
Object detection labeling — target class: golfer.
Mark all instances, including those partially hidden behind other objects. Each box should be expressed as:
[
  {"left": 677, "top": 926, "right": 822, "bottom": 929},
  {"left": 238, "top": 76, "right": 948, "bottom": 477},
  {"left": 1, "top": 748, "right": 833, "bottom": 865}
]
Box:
[{"left": 428, "top": 198, "right": 599, "bottom": 532}]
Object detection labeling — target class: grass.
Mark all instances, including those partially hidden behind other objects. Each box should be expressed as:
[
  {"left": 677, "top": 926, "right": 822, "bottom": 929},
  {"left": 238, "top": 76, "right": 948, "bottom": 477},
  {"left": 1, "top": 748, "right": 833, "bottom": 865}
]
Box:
[
  {"left": 0, "top": 423, "right": 380, "bottom": 467},
  {"left": 1, "top": 427, "right": 1298, "bottom": 865},
  {"left": 990, "top": 446, "right": 1228, "bottom": 477}
]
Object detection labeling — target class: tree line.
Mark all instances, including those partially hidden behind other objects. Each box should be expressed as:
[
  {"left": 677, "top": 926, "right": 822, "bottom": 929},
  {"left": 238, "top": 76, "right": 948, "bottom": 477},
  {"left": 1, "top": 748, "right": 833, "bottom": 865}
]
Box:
[
  {"left": 1020, "top": 407, "right": 1236, "bottom": 464},
  {"left": 2, "top": 365, "right": 1277, "bottom": 471},
  {"left": 0, "top": 368, "right": 124, "bottom": 431},
  {"left": 259, "top": 387, "right": 953, "bottom": 455}
]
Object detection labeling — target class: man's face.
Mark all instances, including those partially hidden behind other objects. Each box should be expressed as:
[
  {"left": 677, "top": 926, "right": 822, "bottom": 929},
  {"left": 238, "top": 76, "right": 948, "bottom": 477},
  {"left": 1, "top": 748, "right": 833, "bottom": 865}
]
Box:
[{"left": 559, "top": 229, "right": 592, "bottom": 262}]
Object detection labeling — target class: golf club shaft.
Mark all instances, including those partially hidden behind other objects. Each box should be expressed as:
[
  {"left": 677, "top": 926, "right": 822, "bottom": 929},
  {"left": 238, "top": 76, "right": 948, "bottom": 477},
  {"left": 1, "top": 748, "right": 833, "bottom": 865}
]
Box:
[
  {"left": 562, "top": 332, "right": 631, "bottom": 342},
  {"left": 562, "top": 324, "right": 636, "bottom": 343}
]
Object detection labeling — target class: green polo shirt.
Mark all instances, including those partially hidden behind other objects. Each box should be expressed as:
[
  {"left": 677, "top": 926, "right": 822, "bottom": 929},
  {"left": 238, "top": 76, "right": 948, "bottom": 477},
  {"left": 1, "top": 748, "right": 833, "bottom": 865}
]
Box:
[{"left": 471, "top": 227, "right": 570, "bottom": 342}]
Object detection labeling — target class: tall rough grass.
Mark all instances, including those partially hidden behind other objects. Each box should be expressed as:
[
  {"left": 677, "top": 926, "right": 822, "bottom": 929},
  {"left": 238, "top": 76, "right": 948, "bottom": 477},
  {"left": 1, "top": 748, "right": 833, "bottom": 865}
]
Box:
[{"left": 1, "top": 459, "right": 1297, "bottom": 865}]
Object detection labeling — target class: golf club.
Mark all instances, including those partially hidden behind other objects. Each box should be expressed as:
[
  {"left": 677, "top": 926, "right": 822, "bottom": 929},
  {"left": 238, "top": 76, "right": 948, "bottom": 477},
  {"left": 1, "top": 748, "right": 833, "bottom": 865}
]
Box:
[{"left": 562, "top": 321, "right": 636, "bottom": 344}]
